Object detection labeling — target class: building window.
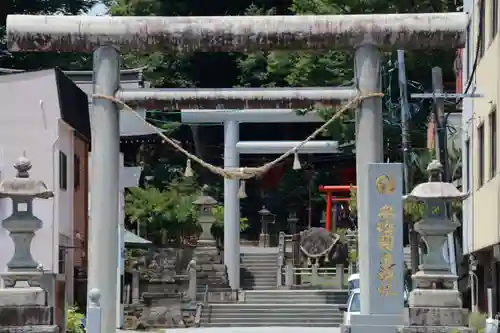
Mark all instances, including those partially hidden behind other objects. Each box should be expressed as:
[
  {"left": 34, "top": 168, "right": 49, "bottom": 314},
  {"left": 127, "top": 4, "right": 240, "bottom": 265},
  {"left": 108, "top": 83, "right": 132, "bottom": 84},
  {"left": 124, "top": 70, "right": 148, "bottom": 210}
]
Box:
[
  {"left": 59, "top": 152, "right": 67, "bottom": 190},
  {"left": 480, "top": 0, "right": 486, "bottom": 57},
  {"left": 58, "top": 247, "right": 66, "bottom": 274},
  {"left": 493, "top": 0, "right": 499, "bottom": 41},
  {"left": 74, "top": 155, "right": 80, "bottom": 190},
  {"left": 465, "top": 139, "right": 471, "bottom": 191},
  {"left": 491, "top": 108, "right": 497, "bottom": 178},
  {"left": 479, "top": 123, "right": 485, "bottom": 186}
]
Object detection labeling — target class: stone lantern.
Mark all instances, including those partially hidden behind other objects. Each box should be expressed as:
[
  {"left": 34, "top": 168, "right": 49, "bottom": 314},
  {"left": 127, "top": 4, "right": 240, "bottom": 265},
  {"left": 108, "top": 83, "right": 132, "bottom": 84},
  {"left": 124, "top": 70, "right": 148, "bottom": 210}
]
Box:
[
  {"left": 258, "top": 206, "right": 275, "bottom": 247},
  {"left": 193, "top": 185, "right": 217, "bottom": 247},
  {"left": 404, "top": 159, "right": 468, "bottom": 309},
  {"left": 0, "top": 156, "right": 54, "bottom": 287}
]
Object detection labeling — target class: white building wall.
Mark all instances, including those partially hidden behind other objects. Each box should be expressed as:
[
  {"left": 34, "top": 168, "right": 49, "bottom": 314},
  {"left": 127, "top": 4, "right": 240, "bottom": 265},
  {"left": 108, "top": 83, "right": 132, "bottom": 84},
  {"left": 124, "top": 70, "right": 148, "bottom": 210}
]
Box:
[
  {"left": 0, "top": 71, "right": 60, "bottom": 273},
  {"left": 56, "top": 121, "right": 75, "bottom": 239}
]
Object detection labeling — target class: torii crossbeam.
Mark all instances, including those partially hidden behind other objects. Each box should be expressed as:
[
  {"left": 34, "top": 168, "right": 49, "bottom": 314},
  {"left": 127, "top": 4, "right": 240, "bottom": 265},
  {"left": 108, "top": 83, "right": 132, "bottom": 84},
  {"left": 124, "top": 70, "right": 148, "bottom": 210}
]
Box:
[{"left": 6, "top": 12, "right": 466, "bottom": 333}]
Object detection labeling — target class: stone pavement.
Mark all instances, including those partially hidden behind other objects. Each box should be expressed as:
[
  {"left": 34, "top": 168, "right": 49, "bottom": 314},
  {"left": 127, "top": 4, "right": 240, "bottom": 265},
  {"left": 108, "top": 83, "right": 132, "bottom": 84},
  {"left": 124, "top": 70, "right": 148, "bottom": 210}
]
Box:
[{"left": 118, "top": 327, "right": 342, "bottom": 333}]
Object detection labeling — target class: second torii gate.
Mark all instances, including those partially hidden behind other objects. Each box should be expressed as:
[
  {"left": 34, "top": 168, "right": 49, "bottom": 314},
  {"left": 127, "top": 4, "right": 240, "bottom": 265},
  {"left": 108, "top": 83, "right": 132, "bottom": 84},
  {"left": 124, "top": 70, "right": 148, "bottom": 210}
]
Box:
[{"left": 6, "top": 12, "right": 466, "bottom": 333}]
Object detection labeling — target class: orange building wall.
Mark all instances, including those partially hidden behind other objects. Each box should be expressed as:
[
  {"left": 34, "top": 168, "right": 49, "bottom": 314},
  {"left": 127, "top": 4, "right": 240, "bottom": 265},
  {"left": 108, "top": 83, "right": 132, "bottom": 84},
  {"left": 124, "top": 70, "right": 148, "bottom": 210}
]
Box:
[{"left": 73, "top": 134, "right": 89, "bottom": 270}]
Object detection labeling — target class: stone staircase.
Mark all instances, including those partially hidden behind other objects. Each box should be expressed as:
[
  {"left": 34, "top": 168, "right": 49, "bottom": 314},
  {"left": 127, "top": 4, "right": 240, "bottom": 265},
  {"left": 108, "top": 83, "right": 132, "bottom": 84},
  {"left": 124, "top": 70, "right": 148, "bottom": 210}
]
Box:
[
  {"left": 200, "top": 289, "right": 348, "bottom": 327},
  {"left": 240, "top": 252, "right": 278, "bottom": 290},
  {"left": 244, "top": 289, "right": 349, "bottom": 304}
]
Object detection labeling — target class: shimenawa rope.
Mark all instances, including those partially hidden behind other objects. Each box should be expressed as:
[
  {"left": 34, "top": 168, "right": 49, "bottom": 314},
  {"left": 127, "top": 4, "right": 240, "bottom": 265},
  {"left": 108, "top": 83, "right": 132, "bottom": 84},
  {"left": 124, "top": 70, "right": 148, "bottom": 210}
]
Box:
[{"left": 93, "top": 92, "right": 383, "bottom": 180}]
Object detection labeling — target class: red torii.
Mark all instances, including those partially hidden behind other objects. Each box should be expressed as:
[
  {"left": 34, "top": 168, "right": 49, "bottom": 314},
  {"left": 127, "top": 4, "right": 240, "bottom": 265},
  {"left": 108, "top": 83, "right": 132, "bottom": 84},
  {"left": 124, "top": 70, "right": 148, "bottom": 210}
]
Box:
[{"left": 318, "top": 185, "right": 357, "bottom": 231}]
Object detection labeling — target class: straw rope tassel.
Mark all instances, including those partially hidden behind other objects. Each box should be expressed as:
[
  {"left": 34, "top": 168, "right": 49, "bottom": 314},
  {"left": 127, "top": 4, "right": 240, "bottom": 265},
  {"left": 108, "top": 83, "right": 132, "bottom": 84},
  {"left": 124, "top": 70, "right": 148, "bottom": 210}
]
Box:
[
  {"left": 93, "top": 92, "right": 383, "bottom": 180},
  {"left": 292, "top": 151, "right": 302, "bottom": 170},
  {"left": 238, "top": 180, "right": 247, "bottom": 199},
  {"left": 184, "top": 159, "right": 193, "bottom": 177}
]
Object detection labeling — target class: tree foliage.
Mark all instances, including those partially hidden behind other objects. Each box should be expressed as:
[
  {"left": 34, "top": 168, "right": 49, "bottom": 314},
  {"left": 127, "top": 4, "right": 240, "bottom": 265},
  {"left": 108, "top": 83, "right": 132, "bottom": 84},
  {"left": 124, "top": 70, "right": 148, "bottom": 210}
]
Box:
[{"left": 125, "top": 177, "right": 201, "bottom": 245}]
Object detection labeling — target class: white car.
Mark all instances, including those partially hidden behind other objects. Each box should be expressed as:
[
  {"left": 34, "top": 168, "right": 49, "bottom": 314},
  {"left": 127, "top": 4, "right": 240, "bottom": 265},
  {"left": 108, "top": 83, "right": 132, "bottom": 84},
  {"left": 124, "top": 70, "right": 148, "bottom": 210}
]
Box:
[
  {"left": 347, "top": 273, "right": 359, "bottom": 294},
  {"left": 342, "top": 288, "right": 360, "bottom": 325},
  {"left": 342, "top": 286, "right": 409, "bottom": 326}
]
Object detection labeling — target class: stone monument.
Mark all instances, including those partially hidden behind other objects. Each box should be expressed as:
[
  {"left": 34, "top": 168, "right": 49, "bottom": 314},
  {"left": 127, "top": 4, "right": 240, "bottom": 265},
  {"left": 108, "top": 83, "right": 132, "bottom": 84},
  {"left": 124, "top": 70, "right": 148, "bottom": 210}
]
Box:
[
  {"left": 344, "top": 163, "right": 405, "bottom": 333},
  {"left": 0, "top": 156, "right": 57, "bottom": 333},
  {"left": 400, "top": 160, "right": 473, "bottom": 333}
]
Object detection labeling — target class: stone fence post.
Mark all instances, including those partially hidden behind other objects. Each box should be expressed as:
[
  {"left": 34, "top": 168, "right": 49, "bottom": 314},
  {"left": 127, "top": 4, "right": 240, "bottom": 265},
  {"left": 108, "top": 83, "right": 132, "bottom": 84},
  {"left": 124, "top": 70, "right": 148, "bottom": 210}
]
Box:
[
  {"left": 336, "top": 264, "right": 345, "bottom": 289},
  {"left": 284, "top": 262, "right": 294, "bottom": 288},
  {"left": 187, "top": 260, "right": 197, "bottom": 301},
  {"left": 131, "top": 270, "right": 140, "bottom": 304},
  {"left": 87, "top": 289, "right": 102, "bottom": 333},
  {"left": 311, "top": 262, "right": 319, "bottom": 285},
  {"left": 277, "top": 232, "right": 285, "bottom": 287}
]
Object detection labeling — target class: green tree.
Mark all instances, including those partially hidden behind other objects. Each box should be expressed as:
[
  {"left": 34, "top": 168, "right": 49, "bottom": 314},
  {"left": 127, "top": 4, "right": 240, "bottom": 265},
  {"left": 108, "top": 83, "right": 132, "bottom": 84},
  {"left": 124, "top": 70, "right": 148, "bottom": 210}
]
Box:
[
  {"left": 210, "top": 205, "right": 249, "bottom": 247},
  {"left": 125, "top": 176, "right": 201, "bottom": 245}
]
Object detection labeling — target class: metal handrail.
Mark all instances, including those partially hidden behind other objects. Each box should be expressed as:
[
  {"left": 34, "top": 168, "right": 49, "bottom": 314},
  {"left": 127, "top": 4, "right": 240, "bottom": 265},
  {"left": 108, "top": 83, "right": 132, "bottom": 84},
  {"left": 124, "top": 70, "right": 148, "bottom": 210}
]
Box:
[{"left": 203, "top": 284, "right": 209, "bottom": 304}]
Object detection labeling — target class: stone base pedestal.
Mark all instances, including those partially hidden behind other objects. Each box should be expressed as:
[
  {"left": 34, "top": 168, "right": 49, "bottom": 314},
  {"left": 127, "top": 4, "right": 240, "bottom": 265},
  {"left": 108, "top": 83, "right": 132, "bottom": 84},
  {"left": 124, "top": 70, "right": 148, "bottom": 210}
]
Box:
[
  {"left": 259, "top": 233, "right": 269, "bottom": 247},
  {"left": 193, "top": 244, "right": 229, "bottom": 294},
  {"left": 399, "top": 306, "right": 474, "bottom": 333},
  {"left": 0, "top": 326, "right": 59, "bottom": 333},
  {"left": 0, "top": 288, "right": 45, "bottom": 306},
  {"left": 398, "top": 326, "right": 475, "bottom": 333},
  {"left": 404, "top": 307, "right": 468, "bottom": 326},
  {"left": 0, "top": 287, "right": 57, "bottom": 333},
  {"left": 342, "top": 313, "right": 403, "bottom": 333},
  {"left": 409, "top": 289, "right": 462, "bottom": 308}
]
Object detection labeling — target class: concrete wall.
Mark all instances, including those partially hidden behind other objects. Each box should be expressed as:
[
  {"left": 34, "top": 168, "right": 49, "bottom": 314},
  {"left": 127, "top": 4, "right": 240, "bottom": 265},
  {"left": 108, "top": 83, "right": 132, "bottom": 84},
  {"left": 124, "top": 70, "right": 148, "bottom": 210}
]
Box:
[{"left": 464, "top": 0, "right": 500, "bottom": 253}]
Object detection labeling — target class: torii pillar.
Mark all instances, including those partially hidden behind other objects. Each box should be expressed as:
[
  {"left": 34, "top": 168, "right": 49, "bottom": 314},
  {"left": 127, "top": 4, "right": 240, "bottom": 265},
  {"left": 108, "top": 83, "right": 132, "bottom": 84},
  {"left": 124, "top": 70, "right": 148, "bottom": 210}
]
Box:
[{"left": 6, "top": 13, "right": 466, "bottom": 333}]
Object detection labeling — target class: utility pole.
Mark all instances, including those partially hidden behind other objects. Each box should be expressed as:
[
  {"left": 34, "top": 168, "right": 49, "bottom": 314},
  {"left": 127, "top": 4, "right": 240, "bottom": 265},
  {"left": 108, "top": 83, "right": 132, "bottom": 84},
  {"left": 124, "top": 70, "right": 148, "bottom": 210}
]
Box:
[
  {"left": 431, "top": 67, "right": 457, "bottom": 288},
  {"left": 431, "top": 67, "right": 450, "bottom": 180},
  {"left": 397, "top": 50, "right": 419, "bottom": 274},
  {"left": 397, "top": 50, "right": 411, "bottom": 192}
]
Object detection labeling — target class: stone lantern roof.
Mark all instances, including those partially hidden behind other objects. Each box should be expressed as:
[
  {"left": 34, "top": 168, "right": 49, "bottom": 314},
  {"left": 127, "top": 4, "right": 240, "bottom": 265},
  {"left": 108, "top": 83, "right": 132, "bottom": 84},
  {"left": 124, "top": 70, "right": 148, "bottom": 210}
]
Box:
[
  {"left": 193, "top": 185, "right": 217, "bottom": 206},
  {"left": 404, "top": 159, "right": 469, "bottom": 201},
  {"left": 0, "top": 156, "right": 54, "bottom": 199}
]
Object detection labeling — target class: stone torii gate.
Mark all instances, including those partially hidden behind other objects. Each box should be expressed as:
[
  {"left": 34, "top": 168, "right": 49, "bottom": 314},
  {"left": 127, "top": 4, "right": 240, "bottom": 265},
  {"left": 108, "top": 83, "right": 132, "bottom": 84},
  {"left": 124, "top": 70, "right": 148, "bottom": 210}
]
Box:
[
  {"left": 6, "top": 12, "right": 466, "bottom": 333},
  {"left": 117, "top": 85, "right": 355, "bottom": 292}
]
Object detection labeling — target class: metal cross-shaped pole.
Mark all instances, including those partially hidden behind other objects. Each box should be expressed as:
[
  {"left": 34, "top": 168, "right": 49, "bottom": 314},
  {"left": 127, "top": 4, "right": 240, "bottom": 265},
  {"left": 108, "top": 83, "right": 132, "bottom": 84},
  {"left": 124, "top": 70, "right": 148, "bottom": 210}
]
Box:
[
  {"left": 431, "top": 67, "right": 449, "bottom": 182},
  {"left": 411, "top": 67, "right": 482, "bottom": 182}
]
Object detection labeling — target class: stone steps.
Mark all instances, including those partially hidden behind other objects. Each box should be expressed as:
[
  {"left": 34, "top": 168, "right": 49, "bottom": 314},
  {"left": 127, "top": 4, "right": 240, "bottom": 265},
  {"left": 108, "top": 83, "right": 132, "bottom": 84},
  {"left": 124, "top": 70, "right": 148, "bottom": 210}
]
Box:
[
  {"left": 240, "top": 253, "right": 278, "bottom": 290},
  {"left": 244, "top": 290, "right": 349, "bottom": 305},
  {"left": 201, "top": 303, "right": 344, "bottom": 327}
]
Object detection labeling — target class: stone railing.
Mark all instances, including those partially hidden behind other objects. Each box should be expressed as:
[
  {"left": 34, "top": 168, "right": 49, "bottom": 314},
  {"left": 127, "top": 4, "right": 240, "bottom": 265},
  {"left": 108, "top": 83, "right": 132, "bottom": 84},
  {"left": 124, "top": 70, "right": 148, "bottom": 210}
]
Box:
[
  {"left": 281, "top": 262, "right": 347, "bottom": 288},
  {"left": 277, "top": 231, "right": 354, "bottom": 288}
]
